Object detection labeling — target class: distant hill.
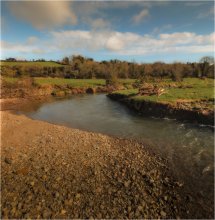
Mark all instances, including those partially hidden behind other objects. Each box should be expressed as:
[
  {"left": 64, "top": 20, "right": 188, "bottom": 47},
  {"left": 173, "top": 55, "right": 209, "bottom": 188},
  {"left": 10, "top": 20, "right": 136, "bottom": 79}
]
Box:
[{"left": 0, "top": 61, "right": 65, "bottom": 67}]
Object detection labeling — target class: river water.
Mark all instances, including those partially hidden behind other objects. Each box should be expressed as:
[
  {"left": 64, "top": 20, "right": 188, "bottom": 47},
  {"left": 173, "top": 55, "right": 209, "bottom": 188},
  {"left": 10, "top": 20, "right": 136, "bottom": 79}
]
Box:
[{"left": 17, "top": 94, "right": 214, "bottom": 211}]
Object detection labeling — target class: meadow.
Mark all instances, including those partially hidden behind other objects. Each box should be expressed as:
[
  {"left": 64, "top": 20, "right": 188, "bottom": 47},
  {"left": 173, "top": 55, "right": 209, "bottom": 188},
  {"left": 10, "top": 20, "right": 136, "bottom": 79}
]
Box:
[
  {"left": 113, "top": 78, "right": 214, "bottom": 106},
  {"left": 3, "top": 77, "right": 136, "bottom": 88}
]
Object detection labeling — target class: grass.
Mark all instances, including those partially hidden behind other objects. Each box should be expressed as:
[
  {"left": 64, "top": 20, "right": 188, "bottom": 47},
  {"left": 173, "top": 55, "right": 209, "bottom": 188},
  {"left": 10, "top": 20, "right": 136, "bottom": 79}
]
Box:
[
  {"left": 36, "top": 78, "right": 136, "bottom": 88},
  {"left": 2, "top": 77, "right": 136, "bottom": 88},
  {"left": 2, "top": 77, "right": 19, "bottom": 84},
  {"left": 0, "top": 61, "right": 64, "bottom": 67},
  {"left": 113, "top": 78, "right": 214, "bottom": 104},
  {"left": 35, "top": 78, "right": 106, "bottom": 87}
]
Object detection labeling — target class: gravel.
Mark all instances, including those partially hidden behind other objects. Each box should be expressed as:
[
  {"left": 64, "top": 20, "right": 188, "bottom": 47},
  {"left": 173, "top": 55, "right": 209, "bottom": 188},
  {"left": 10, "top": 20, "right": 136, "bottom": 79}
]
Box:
[{"left": 1, "top": 112, "right": 212, "bottom": 219}]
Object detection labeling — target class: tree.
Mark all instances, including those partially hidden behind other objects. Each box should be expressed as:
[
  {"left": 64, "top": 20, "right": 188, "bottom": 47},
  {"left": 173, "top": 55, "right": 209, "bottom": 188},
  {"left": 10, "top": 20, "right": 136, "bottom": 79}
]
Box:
[
  {"left": 171, "top": 63, "right": 184, "bottom": 82},
  {"left": 62, "top": 56, "right": 69, "bottom": 65},
  {"left": 106, "top": 63, "right": 119, "bottom": 86},
  {"left": 199, "top": 56, "right": 214, "bottom": 78},
  {"left": 6, "top": 57, "right": 16, "bottom": 62}
]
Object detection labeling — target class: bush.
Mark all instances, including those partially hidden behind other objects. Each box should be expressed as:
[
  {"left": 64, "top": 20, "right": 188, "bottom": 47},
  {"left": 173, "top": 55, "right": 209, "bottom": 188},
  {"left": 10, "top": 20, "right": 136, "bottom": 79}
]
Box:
[{"left": 105, "top": 74, "right": 119, "bottom": 86}]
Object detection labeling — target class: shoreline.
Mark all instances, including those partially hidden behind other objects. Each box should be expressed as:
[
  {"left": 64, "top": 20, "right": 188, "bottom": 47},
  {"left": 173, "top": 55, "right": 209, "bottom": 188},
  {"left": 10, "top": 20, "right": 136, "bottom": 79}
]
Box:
[
  {"left": 107, "top": 93, "right": 214, "bottom": 126},
  {"left": 1, "top": 111, "right": 214, "bottom": 219}
]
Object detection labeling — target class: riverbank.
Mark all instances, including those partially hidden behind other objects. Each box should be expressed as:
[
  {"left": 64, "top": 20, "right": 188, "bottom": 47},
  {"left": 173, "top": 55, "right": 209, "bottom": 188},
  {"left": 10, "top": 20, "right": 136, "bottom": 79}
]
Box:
[
  {"left": 1, "top": 111, "right": 210, "bottom": 219},
  {"left": 1, "top": 77, "right": 134, "bottom": 100},
  {"left": 107, "top": 78, "right": 214, "bottom": 125},
  {"left": 107, "top": 93, "right": 214, "bottom": 125}
]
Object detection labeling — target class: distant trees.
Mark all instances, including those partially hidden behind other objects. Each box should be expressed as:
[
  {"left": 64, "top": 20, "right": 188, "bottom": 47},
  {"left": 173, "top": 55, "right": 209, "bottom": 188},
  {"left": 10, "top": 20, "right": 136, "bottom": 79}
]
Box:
[
  {"left": 199, "top": 56, "right": 214, "bottom": 78},
  {"left": 171, "top": 63, "right": 184, "bottom": 82},
  {"left": 2, "top": 55, "right": 214, "bottom": 80},
  {"left": 105, "top": 62, "right": 119, "bottom": 86},
  {"left": 62, "top": 57, "right": 69, "bottom": 65},
  {"left": 5, "top": 57, "right": 16, "bottom": 61}
]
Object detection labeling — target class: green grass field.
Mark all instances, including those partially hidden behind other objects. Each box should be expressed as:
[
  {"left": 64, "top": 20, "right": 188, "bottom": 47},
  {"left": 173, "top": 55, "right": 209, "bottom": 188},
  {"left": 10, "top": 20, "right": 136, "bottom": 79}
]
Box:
[
  {"left": 3, "top": 77, "right": 136, "bottom": 88},
  {"left": 1, "top": 61, "right": 64, "bottom": 67},
  {"left": 113, "top": 78, "right": 214, "bottom": 104},
  {"left": 36, "top": 78, "right": 135, "bottom": 87},
  {"left": 35, "top": 78, "right": 106, "bottom": 87}
]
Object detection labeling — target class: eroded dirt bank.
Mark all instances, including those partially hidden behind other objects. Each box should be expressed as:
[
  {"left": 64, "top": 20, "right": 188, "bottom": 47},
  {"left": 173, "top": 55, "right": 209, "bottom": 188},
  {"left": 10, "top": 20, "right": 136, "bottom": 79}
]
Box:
[
  {"left": 1, "top": 112, "right": 213, "bottom": 219},
  {"left": 107, "top": 93, "right": 214, "bottom": 126}
]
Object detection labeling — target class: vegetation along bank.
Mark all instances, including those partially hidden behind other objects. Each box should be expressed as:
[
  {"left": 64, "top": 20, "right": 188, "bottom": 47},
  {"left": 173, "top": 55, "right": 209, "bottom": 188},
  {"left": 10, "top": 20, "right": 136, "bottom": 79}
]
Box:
[{"left": 108, "top": 78, "right": 214, "bottom": 125}]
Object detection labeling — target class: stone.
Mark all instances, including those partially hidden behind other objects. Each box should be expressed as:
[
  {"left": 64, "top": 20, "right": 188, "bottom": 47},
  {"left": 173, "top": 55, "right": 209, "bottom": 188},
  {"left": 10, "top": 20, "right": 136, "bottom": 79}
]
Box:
[
  {"left": 127, "top": 206, "right": 132, "bottom": 212},
  {"left": 54, "top": 192, "right": 60, "bottom": 198},
  {"left": 137, "top": 205, "right": 143, "bottom": 211},
  {"left": 30, "top": 181, "right": 35, "bottom": 186},
  {"left": 5, "top": 157, "right": 12, "bottom": 164},
  {"left": 160, "top": 211, "right": 166, "bottom": 217},
  {"left": 75, "top": 193, "right": 81, "bottom": 199},
  {"left": 43, "top": 209, "right": 52, "bottom": 218},
  {"left": 124, "top": 180, "right": 131, "bottom": 188},
  {"left": 61, "top": 209, "right": 67, "bottom": 215},
  {"left": 175, "top": 181, "right": 184, "bottom": 187}
]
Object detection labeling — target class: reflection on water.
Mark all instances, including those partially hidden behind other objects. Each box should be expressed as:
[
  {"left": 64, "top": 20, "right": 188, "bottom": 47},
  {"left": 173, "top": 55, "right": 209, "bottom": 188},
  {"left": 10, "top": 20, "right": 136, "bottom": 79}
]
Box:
[{"left": 17, "top": 94, "right": 214, "bottom": 207}]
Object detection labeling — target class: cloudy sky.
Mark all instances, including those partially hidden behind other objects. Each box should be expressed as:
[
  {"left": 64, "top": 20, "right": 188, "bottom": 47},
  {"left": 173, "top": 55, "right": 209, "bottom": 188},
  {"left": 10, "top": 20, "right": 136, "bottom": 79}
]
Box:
[{"left": 1, "top": 0, "right": 214, "bottom": 63}]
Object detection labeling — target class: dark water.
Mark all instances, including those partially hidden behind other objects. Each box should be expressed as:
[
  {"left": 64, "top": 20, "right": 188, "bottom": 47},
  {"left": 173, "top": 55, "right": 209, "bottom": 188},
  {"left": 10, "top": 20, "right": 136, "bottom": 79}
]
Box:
[{"left": 18, "top": 94, "right": 214, "bottom": 208}]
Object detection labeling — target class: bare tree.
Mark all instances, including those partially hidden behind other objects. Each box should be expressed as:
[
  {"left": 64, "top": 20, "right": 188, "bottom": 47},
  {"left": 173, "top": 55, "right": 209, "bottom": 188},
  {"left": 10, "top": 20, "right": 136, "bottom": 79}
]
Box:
[{"left": 199, "top": 56, "right": 214, "bottom": 78}]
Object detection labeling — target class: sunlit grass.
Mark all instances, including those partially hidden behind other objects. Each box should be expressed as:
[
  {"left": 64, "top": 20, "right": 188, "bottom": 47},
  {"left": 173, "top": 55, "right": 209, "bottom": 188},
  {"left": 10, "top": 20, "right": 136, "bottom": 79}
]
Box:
[
  {"left": 0, "top": 61, "right": 64, "bottom": 67},
  {"left": 113, "top": 78, "right": 214, "bottom": 104}
]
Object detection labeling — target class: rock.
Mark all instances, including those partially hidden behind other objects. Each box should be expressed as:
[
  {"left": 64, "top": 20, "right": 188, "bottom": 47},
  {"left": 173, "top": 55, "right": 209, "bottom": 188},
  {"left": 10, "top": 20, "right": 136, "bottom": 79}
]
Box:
[
  {"left": 42, "top": 175, "right": 47, "bottom": 180},
  {"left": 160, "top": 210, "right": 166, "bottom": 217},
  {"left": 175, "top": 181, "right": 184, "bottom": 187},
  {"left": 124, "top": 180, "right": 131, "bottom": 188},
  {"left": 30, "top": 181, "right": 35, "bottom": 186},
  {"left": 56, "top": 177, "right": 61, "bottom": 182},
  {"left": 75, "top": 193, "right": 81, "bottom": 199},
  {"left": 4, "top": 157, "right": 12, "bottom": 164},
  {"left": 186, "top": 195, "right": 193, "bottom": 202},
  {"left": 61, "top": 209, "right": 67, "bottom": 215},
  {"left": 64, "top": 199, "right": 72, "bottom": 206},
  {"left": 16, "top": 167, "right": 29, "bottom": 175},
  {"left": 54, "top": 192, "right": 60, "bottom": 198},
  {"left": 43, "top": 209, "right": 52, "bottom": 218},
  {"left": 127, "top": 206, "right": 132, "bottom": 212},
  {"left": 137, "top": 205, "right": 143, "bottom": 211},
  {"left": 96, "top": 187, "right": 102, "bottom": 193}
]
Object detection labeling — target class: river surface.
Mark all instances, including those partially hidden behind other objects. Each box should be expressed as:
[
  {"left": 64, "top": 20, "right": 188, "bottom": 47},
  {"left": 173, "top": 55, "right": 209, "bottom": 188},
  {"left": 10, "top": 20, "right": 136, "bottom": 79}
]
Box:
[{"left": 17, "top": 94, "right": 214, "bottom": 208}]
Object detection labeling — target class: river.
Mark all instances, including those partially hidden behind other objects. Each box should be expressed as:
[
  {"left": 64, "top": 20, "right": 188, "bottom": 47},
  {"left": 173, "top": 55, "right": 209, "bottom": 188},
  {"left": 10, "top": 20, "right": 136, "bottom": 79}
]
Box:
[{"left": 17, "top": 93, "right": 214, "bottom": 211}]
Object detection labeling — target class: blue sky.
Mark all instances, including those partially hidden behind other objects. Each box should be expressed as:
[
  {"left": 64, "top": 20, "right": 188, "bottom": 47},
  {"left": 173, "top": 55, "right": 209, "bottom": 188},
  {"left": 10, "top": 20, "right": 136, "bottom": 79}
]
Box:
[{"left": 1, "top": 1, "right": 214, "bottom": 63}]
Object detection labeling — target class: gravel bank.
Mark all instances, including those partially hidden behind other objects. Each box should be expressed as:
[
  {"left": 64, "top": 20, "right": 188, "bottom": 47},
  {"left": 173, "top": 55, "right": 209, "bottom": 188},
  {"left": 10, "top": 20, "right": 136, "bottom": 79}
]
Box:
[{"left": 0, "top": 112, "right": 204, "bottom": 219}]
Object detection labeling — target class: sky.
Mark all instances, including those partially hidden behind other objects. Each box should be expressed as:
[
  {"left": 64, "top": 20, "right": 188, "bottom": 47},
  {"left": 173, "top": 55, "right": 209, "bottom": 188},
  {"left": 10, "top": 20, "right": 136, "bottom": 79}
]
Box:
[{"left": 1, "top": 0, "right": 214, "bottom": 63}]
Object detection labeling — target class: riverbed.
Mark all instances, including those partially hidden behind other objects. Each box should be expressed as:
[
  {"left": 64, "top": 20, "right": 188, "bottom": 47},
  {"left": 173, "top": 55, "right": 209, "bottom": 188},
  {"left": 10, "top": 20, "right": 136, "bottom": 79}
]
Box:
[{"left": 16, "top": 93, "right": 214, "bottom": 214}]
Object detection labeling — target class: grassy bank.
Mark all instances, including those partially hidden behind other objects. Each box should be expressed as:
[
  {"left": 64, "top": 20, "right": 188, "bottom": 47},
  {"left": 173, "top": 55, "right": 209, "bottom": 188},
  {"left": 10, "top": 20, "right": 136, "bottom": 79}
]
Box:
[
  {"left": 1, "top": 77, "right": 136, "bottom": 99},
  {"left": 3, "top": 77, "right": 136, "bottom": 88},
  {"left": 113, "top": 78, "right": 214, "bottom": 108},
  {"left": 108, "top": 78, "right": 214, "bottom": 124}
]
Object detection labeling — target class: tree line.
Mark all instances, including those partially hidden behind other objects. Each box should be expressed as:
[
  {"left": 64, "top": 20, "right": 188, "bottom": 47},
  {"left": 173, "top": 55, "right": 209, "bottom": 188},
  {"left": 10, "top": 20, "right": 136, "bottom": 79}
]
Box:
[{"left": 2, "top": 55, "right": 214, "bottom": 81}]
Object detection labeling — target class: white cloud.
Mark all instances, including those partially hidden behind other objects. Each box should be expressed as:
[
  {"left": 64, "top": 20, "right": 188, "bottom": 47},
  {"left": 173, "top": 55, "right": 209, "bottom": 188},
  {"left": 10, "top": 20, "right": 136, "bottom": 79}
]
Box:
[
  {"left": 106, "top": 34, "right": 125, "bottom": 51},
  {"left": 2, "top": 31, "right": 214, "bottom": 58},
  {"left": 7, "top": 1, "right": 77, "bottom": 29},
  {"left": 89, "top": 18, "right": 110, "bottom": 30},
  {"left": 132, "top": 9, "right": 149, "bottom": 24},
  {"left": 27, "top": 36, "right": 38, "bottom": 45},
  {"left": 5, "top": 1, "right": 167, "bottom": 31}
]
